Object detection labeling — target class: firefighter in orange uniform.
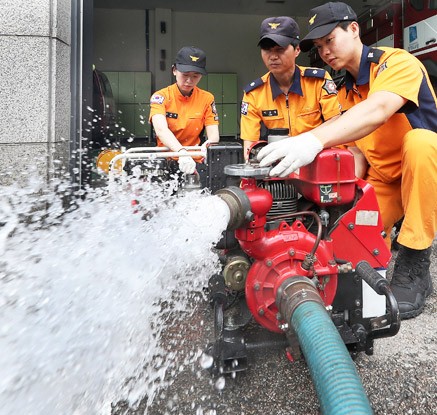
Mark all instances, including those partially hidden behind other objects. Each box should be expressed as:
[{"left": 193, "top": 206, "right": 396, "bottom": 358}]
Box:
[
  {"left": 149, "top": 46, "right": 220, "bottom": 174},
  {"left": 240, "top": 16, "right": 342, "bottom": 159},
  {"left": 257, "top": 2, "right": 437, "bottom": 319}
]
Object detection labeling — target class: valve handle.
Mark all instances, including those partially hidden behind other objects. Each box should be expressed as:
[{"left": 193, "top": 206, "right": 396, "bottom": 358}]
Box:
[{"left": 355, "top": 260, "right": 389, "bottom": 296}]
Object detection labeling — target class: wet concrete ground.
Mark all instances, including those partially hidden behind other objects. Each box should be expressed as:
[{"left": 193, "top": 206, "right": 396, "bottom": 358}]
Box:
[{"left": 114, "top": 242, "right": 437, "bottom": 415}]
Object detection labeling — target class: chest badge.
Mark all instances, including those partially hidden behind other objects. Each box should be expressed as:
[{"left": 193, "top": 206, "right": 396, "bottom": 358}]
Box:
[{"left": 262, "top": 109, "right": 279, "bottom": 117}]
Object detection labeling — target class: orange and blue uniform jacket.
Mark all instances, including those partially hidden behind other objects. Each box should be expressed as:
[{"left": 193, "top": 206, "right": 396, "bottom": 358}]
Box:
[
  {"left": 338, "top": 45, "right": 437, "bottom": 249},
  {"left": 149, "top": 83, "right": 219, "bottom": 148},
  {"left": 240, "top": 65, "right": 342, "bottom": 142}
]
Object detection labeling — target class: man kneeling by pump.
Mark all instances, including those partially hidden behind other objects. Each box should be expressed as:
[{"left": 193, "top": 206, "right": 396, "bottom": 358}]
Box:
[{"left": 257, "top": 2, "right": 436, "bottom": 320}]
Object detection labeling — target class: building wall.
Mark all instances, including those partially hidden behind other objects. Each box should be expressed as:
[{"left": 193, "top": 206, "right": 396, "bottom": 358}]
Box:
[
  {"left": 93, "top": 9, "right": 148, "bottom": 73},
  {"left": 0, "top": 3, "right": 310, "bottom": 186},
  {"left": 0, "top": 0, "right": 71, "bottom": 185}
]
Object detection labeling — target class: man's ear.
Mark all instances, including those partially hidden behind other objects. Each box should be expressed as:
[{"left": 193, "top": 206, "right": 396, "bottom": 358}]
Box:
[
  {"left": 295, "top": 45, "right": 301, "bottom": 58},
  {"left": 350, "top": 21, "right": 360, "bottom": 38}
]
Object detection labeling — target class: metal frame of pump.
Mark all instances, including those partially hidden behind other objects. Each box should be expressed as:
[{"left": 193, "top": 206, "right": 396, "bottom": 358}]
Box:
[
  {"left": 105, "top": 142, "right": 245, "bottom": 196},
  {"left": 108, "top": 146, "right": 205, "bottom": 173},
  {"left": 105, "top": 143, "right": 400, "bottom": 383}
]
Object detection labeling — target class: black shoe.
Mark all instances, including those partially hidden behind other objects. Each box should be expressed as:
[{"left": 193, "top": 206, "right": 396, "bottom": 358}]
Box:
[{"left": 390, "top": 245, "right": 433, "bottom": 320}]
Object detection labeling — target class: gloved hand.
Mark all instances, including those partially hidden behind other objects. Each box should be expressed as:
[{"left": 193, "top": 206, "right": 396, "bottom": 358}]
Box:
[
  {"left": 200, "top": 140, "right": 212, "bottom": 163},
  {"left": 257, "top": 132, "right": 323, "bottom": 177},
  {"left": 178, "top": 149, "right": 196, "bottom": 174}
]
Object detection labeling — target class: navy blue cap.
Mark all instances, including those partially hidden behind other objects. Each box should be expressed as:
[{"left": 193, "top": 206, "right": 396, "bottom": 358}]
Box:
[
  {"left": 300, "top": 2, "right": 357, "bottom": 52},
  {"left": 175, "top": 46, "right": 207, "bottom": 75},
  {"left": 258, "top": 16, "right": 300, "bottom": 48}
]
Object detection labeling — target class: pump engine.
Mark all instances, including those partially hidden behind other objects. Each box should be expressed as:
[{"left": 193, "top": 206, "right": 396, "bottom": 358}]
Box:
[{"left": 209, "top": 144, "right": 400, "bottom": 375}]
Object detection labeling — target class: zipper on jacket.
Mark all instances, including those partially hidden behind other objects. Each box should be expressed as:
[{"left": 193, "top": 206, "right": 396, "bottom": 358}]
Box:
[{"left": 285, "top": 94, "right": 291, "bottom": 133}]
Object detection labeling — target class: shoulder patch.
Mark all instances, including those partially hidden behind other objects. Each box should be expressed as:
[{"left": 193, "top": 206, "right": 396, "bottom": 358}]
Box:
[
  {"left": 151, "top": 94, "right": 165, "bottom": 104},
  {"left": 376, "top": 61, "right": 388, "bottom": 76},
  {"left": 211, "top": 101, "right": 218, "bottom": 115},
  {"left": 243, "top": 78, "right": 264, "bottom": 93},
  {"left": 241, "top": 101, "right": 249, "bottom": 116},
  {"left": 304, "top": 68, "right": 327, "bottom": 79},
  {"left": 322, "top": 79, "right": 338, "bottom": 95},
  {"left": 366, "top": 48, "right": 385, "bottom": 64}
]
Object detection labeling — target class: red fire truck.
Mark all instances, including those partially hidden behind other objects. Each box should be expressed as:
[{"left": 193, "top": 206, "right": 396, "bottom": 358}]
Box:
[
  {"left": 403, "top": 0, "right": 437, "bottom": 88},
  {"left": 359, "top": 0, "right": 437, "bottom": 89}
]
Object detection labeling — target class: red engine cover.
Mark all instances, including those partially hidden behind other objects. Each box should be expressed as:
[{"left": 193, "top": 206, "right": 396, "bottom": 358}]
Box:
[
  {"left": 244, "top": 221, "right": 338, "bottom": 333},
  {"left": 292, "top": 149, "right": 356, "bottom": 206}
]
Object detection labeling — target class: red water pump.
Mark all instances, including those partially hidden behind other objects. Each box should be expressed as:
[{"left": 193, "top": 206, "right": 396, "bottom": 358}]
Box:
[{"left": 209, "top": 147, "right": 399, "bottom": 374}]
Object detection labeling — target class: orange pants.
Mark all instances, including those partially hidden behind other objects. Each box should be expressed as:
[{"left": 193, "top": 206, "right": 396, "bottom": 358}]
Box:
[{"left": 365, "top": 129, "right": 437, "bottom": 250}]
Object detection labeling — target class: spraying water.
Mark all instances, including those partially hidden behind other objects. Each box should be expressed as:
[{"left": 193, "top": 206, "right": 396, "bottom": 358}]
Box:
[{"left": 0, "top": 173, "right": 230, "bottom": 414}]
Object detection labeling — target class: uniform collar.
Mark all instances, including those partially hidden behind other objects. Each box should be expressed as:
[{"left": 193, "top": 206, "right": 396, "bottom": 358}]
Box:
[
  {"left": 345, "top": 45, "right": 371, "bottom": 92},
  {"left": 270, "top": 66, "right": 303, "bottom": 100},
  {"left": 172, "top": 82, "right": 195, "bottom": 99}
]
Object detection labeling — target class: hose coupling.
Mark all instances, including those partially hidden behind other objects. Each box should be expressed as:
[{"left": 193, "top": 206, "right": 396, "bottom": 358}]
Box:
[
  {"left": 215, "top": 186, "right": 253, "bottom": 230},
  {"left": 276, "top": 277, "right": 324, "bottom": 327}
]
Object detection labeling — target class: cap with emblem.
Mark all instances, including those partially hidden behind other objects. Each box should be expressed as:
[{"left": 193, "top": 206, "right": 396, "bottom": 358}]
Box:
[
  {"left": 299, "top": 2, "right": 358, "bottom": 52},
  {"left": 174, "top": 46, "right": 207, "bottom": 75},
  {"left": 258, "top": 16, "right": 300, "bottom": 48}
]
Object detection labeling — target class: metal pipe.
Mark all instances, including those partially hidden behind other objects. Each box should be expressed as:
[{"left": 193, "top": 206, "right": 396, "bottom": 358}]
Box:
[
  {"left": 108, "top": 151, "right": 205, "bottom": 174},
  {"left": 123, "top": 145, "right": 202, "bottom": 154},
  {"left": 268, "top": 210, "right": 323, "bottom": 257}
]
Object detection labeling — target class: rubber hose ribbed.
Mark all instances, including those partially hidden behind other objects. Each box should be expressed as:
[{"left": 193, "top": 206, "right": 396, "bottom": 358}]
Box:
[{"left": 291, "top": 301, "right": 373, "bottom": 415}]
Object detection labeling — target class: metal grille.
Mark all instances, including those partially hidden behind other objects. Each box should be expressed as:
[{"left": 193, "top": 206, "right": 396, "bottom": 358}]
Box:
[{"left": 259, "top": 180, "right": 299, "bottom": 220}]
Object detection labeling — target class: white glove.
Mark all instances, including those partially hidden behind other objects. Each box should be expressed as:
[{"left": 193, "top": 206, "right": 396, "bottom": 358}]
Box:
[
  {"left": 257, "top": 132, "right": 323, "bottom": 177},
  {"left": 178, "top": 149, "right": 196, "bottom": 174},
  {"left": 200, "top": 140, "right": 212, "bottom": 163}
]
